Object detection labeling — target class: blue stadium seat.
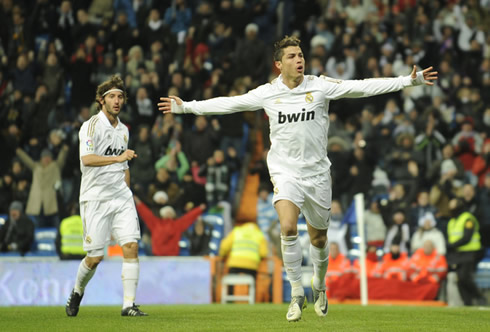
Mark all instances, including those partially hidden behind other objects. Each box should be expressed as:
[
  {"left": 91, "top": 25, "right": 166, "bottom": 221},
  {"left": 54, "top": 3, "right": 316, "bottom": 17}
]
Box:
[
  {"left": 476, "top": 258, "right": 490, "bottom": 290},
  {"left": 29, "top": 227, "right": 58, "bottom": 256},
  {"left": 202, "top": 214, "right": 225, "bottom": 255}
]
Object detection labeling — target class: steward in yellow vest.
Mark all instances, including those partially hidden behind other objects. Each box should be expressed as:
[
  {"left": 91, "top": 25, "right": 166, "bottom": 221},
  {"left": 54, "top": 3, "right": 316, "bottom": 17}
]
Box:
[
  {"left": 219, "top": 222, "right": 268, "bottom": 274},
  {"left": 56, "top": 214, "right": 85, "bottom": 260},
  {"left": 446, "top": 198, "right": 486, "bottom": 306}
]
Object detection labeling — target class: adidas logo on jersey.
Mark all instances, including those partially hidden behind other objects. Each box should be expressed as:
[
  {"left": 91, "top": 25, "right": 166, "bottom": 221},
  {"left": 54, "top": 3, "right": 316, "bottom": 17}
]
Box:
[
  {"left": 278, "top": 108, "right": 315, "bottom": 124},
  {"left": 104, "top": 146, "right": 125, "bottom": 156}
]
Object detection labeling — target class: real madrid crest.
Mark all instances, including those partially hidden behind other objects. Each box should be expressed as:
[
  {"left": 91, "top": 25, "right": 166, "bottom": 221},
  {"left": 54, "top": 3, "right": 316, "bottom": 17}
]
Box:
[{"left": 305, "top": 92, "right": 314, "bottom": 103}]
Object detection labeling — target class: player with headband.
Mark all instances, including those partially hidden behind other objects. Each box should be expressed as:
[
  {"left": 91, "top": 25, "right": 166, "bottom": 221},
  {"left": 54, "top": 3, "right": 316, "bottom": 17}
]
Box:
[{"left": 66, "top": 75, "right": 147, "bottom": 317}]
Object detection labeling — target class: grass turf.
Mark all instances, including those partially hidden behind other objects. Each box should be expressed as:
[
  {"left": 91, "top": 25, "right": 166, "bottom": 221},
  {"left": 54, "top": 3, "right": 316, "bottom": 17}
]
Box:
[{"left": 1, "top": 304, "right": 489, "bottom": 331}]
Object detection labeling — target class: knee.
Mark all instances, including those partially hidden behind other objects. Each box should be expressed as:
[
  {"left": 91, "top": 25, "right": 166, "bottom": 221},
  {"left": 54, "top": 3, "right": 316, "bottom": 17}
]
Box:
[
  {"left": 122, "top": 241, "right": 139, "bottom": 258},
  {"left": 310, "top": 234, "right": 327, "bottom": 249},
  {"left": 85, "top": 255, "right": 103, "bottom": 269}
]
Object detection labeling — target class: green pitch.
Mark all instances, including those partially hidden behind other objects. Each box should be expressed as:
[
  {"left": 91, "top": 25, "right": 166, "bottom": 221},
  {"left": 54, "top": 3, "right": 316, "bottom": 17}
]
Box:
[{"left": 1, "top": 304, "right": 489, "bottom": 331}]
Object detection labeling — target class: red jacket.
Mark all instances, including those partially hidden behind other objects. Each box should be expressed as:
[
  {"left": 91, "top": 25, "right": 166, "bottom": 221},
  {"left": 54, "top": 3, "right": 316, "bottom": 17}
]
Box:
[{"left": 136, "top": 202, "right": 203, "bottom": 256}]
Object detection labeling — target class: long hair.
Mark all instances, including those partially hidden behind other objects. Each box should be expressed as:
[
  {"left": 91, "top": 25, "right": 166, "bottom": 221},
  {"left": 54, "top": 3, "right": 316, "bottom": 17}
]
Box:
[{"left": 95, "top": 75, "right": 127, "bottom": 110}]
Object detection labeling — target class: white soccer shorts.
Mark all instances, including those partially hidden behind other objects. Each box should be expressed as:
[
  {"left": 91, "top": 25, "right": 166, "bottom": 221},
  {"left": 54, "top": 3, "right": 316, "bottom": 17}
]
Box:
[
  {"left": 80, "top": 195, "right": 141, "bottom": 254},
  {"left": 271, "top": 172, "right": 331, "bottom": 230}
]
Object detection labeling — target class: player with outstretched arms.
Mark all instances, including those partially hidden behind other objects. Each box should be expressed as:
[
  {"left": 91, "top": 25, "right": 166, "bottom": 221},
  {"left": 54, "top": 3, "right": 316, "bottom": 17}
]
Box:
[
  {"left": 66, "top": 75, "right": 148, "bottom": 317},
  {"left": 158, "top": 36, "right": 437, "bottom": 322}
]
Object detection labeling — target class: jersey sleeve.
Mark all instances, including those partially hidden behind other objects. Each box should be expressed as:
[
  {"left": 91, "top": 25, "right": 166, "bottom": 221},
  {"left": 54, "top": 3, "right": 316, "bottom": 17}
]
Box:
[
  {"left": 79, "top": 121, "right": 96, "bottom": 157},
  {"left": 181, "top": 85, "right": 265, "bottom": 115},
  {"left": 320, "top": 72, "right": 425, "bottom": 100}
]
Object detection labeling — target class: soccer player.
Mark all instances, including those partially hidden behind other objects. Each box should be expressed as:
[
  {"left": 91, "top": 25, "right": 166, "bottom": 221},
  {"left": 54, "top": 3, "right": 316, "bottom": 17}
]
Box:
[
  {"left": 157, "top": 36, "right": 437, "bottom": 322},
  {"left": 66, "top": 75, "right": 148, "bottom": 317}
]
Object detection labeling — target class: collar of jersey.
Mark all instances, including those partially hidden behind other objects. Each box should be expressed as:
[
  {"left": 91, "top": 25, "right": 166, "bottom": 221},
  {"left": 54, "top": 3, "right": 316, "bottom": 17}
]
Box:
[
  {"left": 277, "top": 74, "right": 307, "bottom": 92},
  {"left": 98, "top": 110, "right": 121, "bottom": 129}
]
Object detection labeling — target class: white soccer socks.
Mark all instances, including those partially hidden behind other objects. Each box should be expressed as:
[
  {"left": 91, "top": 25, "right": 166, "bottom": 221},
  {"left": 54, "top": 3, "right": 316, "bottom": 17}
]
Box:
[
  {"left": 310, "top": 242, "right": 329, "bottom": 291},
  {"left": 74, "top": 258, "right": 96, "bottom": 295},
  {"left": 122, "top": 258, "right": 140, "bottom": 309},
  {"left": 281, "top": 234, "right": 304, "bottom": 297}
]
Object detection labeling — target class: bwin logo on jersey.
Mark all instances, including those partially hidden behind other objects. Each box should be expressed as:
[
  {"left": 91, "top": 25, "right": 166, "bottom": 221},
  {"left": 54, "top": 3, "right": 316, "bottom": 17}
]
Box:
[
  {"left": 104, "top": 146, "right": 125, "bottom": 156},
  {"left": 278, "top": 108, "right": 314, "bottom": 124}
]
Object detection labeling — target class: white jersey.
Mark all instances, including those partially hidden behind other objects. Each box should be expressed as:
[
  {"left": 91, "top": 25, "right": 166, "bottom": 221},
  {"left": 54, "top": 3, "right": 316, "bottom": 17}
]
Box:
[
  {"left": 180, "top": 73, "right": 425, "bottom": 178},
  {"left": 79, "top": 111, "right": 132, "bottom": 202}
]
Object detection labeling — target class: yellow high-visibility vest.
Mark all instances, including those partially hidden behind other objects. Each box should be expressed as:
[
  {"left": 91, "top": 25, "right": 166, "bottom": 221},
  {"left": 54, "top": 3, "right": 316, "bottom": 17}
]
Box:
[
  {"left": 60, "top": 215, "right": 85, "bottom": 255},
  {"left": 228, "top": 223, "right": 264, "bottom": 269},
  {"left": 448, "top": 212, "right": 481, "bottom": 252}
]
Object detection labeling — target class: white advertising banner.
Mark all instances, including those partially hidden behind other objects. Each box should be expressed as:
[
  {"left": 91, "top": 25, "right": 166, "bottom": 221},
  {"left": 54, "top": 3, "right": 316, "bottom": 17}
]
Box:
[{"left": 0, "top": 257, "right": 211, "bottom": 306}]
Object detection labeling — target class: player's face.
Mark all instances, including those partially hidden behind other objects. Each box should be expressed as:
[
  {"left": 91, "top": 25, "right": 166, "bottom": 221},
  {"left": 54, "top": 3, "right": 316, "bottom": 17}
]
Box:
[
  {"left": 102, "top": 91, "right": 125, "bottom": 117},
  {"left": 276, "top": 46, "right": 305, "bottom": 80}
]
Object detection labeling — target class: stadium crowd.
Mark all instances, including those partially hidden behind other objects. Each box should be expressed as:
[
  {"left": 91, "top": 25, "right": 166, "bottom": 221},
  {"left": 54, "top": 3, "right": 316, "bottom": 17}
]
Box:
[{"left": 0, "top": 0, "right": 489, "bottom": 304}]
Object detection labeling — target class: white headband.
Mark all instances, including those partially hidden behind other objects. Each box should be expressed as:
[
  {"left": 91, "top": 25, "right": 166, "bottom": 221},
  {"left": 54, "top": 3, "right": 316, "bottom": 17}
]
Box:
[{"left": 102, "top": 88, "right": 124, "bottom": 97}]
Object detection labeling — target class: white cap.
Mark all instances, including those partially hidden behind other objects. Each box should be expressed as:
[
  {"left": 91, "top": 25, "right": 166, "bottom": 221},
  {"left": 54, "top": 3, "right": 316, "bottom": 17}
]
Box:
[
  {"left": 310, "top": 35, "right": 327, "bottom": 48},
  {"left": 153, "top": 191, "right": 168, "bottom": 204},
  {"left": 245, "top": 23, "right": 259, "bottom": 34},
  {"left": 159, "top": 206, "right": 176, "bottom": 218}
]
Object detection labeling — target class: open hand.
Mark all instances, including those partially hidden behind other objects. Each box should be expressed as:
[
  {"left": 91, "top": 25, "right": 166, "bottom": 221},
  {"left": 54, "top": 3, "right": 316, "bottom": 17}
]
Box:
[
  {"left": 411, "top": 65, "right": 438, "bottom": 86},
  {"left": 158, "top": 96, "right": 183, "bottom": 114}
]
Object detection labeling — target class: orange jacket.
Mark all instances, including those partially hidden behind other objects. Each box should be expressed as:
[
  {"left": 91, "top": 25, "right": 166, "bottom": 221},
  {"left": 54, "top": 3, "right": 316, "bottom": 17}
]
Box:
[
  {"left": 326, "top": 253, "right": 352, "bottom": 282},
  {"left": 352, "top": 258, "right": 382, "bottom": 278},
  {"left": 379, "top": 252, "right": 410, "bottom": 281},
  {"left": 408, "top": 248, "right": 448, "bottom": 283}
]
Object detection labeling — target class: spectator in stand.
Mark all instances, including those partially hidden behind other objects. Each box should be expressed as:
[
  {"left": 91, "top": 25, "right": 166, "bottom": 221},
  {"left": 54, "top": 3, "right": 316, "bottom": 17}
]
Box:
[
  {"left": 199, "top": 149, "right": 235, "bottom": 207},
  {"left": 327, "top": 201, "right": 348, "bottom": 255},
  {"left": 234, "top": 23, "right": 267, "bottom": 85},
  {"left": 0, "top": 201, "right": 34, "bottom": 256},
  {"left": 352, "top": 244, "right": 382, "bottom": 278},
  {"left": 409, "top": 190, "right": 437, "bottom": 236},
  {"left": 379, "top": 242, "right": 410, "bottom": 281},
  {"left": 411, "top": 212, "right": 446, "bottom": 255},
  {"left": 409, "top": 240, "right": 448, "bottom": 284},
  {"left": 325, "top": 242, "right": 351, "bottom": 297},
  {"left": 257, "top": 185, "right": 278, "bottom": 242},
  {"left": 461, "top": 183, "right": 479, "bottom": 218},
  {"left": 385, "top": 132, "right": 423, "bottom": 185},
  {"left": 16, "top": 145, "right": 68, "bottom": 227},
  {"left": 134, "top": 195, "right": 205, "bottom": 256},
  {"left": 472, "top": 138, "right": 490, "bottom": 187},
  {"left": 415, "top": 114, "right": 446, "bottom": 180},
  {"left": 185, "top": 216, "right": 212, "bottom": 256},
  {"left": 147, "top": 168, "right": 181, "bottom": 208},
  {"left": 364, "top": 198, "right": 387, "bottom": 248},
  {"left": 129, "top": 125, "right": 156, "bottom": 193},
  {"left": 452, "top": 118, "right": 482, "bottom": 186},
  {"left": 384, "top": 209, "right": 411, "bottom": 254},
  {"left": 163, "top": 0, "right": 192, "bottom": 43},
  {"left": 155, "top": 141, "right": 189, "bottom": 183},
  {"left": 430, "top": 159, "right": 464, "bottom": 228},
  {"left": 152, "top": 113, "right": 184, "bottom": 156},
  {"left": 109, "top": 11, "right": 136, "bottom": 54},
  {"left": 219, "top": 221, "right": 268, "bottom": 283},
  {"left": 427, "top": 143, "right": 465, "bottom": 185},
  {"left": 182, "top": 116, "right": 220, "bottom": 167}
]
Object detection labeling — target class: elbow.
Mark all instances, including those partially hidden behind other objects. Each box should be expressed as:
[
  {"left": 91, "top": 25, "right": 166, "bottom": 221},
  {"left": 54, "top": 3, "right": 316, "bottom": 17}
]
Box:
[{"left": 81, "top": 156, "right": 92, "bottom": 167}]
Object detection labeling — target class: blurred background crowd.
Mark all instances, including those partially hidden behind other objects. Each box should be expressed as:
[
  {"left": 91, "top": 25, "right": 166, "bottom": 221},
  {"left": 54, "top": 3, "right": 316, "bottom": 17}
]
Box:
[{"left": 0, "top": 0, "right": 489, "bottom": 304}]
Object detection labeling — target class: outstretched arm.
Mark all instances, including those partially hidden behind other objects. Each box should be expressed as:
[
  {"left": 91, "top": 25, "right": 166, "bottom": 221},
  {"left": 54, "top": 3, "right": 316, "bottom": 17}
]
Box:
[
  {"left": 157, "top": 88, "right": 264, "bottom": 115},
  {"left": 325, "top": 65, "right": 438, "bottom": 100}
]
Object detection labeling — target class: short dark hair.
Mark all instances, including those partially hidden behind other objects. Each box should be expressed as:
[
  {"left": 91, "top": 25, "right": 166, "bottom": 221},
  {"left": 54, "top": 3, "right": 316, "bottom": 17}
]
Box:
[
  {"left": 95, "top": 75, "right": 127, "bottom": 110},
  {"left": 273, "top": 35, "right": 301, "bottom": 61}
]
